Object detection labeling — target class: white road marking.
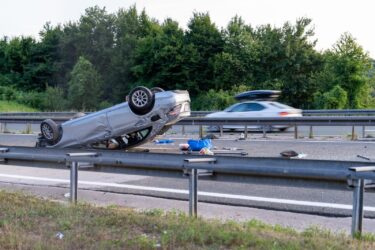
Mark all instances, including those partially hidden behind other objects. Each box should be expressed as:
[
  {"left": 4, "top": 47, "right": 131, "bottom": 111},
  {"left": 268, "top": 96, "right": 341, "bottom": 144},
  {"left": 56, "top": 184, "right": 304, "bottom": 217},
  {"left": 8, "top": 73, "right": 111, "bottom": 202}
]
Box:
[{"left": 0, "top": 173, "right": 374, "bottom": 212}]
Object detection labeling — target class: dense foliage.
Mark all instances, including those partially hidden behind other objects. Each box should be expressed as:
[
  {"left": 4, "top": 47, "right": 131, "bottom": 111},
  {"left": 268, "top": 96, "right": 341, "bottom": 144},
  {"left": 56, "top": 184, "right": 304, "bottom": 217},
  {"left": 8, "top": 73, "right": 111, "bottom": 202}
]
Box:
[{"left": 0, "top": 6, "right": 374, "bottom": 111}]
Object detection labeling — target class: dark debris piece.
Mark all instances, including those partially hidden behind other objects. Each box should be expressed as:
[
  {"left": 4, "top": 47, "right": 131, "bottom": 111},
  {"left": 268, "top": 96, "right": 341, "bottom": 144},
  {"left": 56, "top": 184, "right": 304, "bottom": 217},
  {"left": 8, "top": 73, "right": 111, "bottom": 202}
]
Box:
[{"left": 280, "top": 150, "right": 299, "bottom": 158}]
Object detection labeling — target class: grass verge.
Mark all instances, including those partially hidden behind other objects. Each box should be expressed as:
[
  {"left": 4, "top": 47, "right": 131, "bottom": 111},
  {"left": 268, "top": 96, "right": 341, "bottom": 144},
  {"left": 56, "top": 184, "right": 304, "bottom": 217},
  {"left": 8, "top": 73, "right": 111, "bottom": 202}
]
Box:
[
  {"left": 0, "top": 190, "right": 374, "bottom": 249},
  {"left": 0, "top": 101, "right": 37, "bottom": 112}
]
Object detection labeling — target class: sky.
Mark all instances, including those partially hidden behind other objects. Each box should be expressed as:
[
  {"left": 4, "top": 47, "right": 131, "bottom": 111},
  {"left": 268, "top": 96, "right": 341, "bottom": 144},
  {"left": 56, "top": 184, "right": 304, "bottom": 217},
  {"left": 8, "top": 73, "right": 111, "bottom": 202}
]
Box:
[{"left": 1, "top": 0, "right": 375, "bottom": 58}]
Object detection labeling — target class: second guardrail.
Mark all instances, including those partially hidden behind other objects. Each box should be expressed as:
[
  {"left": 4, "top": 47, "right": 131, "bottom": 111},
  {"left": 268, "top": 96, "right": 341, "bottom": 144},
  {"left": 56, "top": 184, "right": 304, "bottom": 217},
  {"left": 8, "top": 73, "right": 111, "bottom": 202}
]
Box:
[{"left": 1, "top": 146, "right": 375, "bottom": 236}]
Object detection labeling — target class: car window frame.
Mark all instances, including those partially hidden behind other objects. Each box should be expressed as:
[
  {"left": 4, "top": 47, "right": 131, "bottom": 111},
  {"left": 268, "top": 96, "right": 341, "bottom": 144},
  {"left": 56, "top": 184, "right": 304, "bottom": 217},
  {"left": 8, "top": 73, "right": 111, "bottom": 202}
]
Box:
[{"left": 227, "top": 102, "right": 266, "bottom": 112}]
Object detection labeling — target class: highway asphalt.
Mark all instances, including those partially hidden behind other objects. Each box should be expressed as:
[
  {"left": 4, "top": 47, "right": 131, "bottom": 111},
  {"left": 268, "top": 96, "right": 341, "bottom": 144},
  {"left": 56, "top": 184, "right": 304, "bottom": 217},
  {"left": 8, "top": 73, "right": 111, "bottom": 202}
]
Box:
[{"left": 1, "top": 132, "right": 375, "bottom": 161}]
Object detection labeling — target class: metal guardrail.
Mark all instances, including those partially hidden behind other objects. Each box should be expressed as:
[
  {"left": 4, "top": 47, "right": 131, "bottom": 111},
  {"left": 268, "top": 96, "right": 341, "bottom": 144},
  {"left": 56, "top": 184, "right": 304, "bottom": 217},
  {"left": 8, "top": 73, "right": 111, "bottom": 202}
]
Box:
[
  {"left": 1, "top": 115, "right": 375, "bottom": 140},
  {"left": 2, "top": 115, "right": 375, "bottom": 126},
  {"left": 1, "top": 146, "right": 375, "bottom": 236},
  {"left": 192, "top": 110, "right": 375, "bottom": 117},
  {"left": 2, "top": 110, "right": 371, "bottom": 144},
  {"left": 3, "top": 109, "right": 375, "bottom": 118}
]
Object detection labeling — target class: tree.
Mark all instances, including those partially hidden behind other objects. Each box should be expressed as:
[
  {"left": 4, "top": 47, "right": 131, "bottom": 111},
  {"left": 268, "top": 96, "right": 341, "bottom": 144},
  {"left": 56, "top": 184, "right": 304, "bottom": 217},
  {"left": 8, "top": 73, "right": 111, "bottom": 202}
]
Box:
[
  {"left": 314, "top": 85, "right": 347, "bottom": 109},
  {"left": 311, "top": 33, "right": 373, "bottom": 108},
  {"left": 330, "top": 33, "right": 372, "bottom": 108},
  {"left": 59, "top": 6, "right": 115, "bottom": 98},
  {"left": 111, "top": 7, "right": 161, "bottom": 101},
  {"left": 212, "top": 16, "right": 258, "bottom": 90},
  {"left": 68, "top": 56, "right": 102, "bottom": 110},
  {"left": 184, "top": 12, "right": 224, "bottom": 93},
  {"left": 38, "top": 23, "right": 64, "bottom": 88},
  {"left": 252, "top": 18, "right": 322, "bottom": 108},
  {"left": 132, "top": 18, "right": 195, "bottom": 91}
]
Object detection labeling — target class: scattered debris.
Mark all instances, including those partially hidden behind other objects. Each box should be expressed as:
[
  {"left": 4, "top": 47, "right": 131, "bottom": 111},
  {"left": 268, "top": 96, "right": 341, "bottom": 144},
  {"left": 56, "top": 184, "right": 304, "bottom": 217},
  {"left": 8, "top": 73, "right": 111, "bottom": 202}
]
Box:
[
  {"left": 199, "top": 147, "right": 214, "bottom": 155},
  {"left": 55, "top": 232, "right": 64, "bottom": 240},
  {"left": 179, "top": 143, "right": 190, "bottom": 151},
  {"left": 280, "top": 150, "right": 299, "bottom": 158},
  {"left": 213, "top": 150, "right": 248, "bottom": 156},
  {"left": 238, "top": 133, "right": 245, "bottom": 140},
  {"left": 280, "top": 150, "right": 307, "bottom": 159},
  {"left": 154, "top": 139, "right": 175, "bottom": 144},
  {"left": 357, "top": 155, "right": 371, "bottom": 161},
  {"left": 183, "top": 150, "right": 248, "bottom": 156},
  {"left": 296, "top": 153, "right": 307, "bottom": 159},
  {"left": 222, "top": 147, "right": 243, "bottom": 151}
]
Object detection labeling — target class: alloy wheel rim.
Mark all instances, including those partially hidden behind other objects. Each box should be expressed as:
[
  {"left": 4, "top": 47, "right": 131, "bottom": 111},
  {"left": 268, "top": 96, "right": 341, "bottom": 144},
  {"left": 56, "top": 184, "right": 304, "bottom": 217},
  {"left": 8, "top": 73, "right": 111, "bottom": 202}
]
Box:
[
  {"left": 132, "top": 90, "right": 148, "bottom": 107},
  {"left": 41, "top": 124, "right": 53, "bottom": 140}
]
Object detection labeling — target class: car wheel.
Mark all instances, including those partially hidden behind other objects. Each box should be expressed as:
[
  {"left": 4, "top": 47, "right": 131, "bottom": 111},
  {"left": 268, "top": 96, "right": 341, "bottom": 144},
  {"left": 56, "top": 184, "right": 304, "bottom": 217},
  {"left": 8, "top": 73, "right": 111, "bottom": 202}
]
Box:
[
  {"left": 128, "top": 86, "right": 155, "bottom": 115},
  {"left": 151, "top": 87, "right": 164, "bottom": 93},
  {"left": 40, "top": 119, "right": 60, "bottom": 143}
]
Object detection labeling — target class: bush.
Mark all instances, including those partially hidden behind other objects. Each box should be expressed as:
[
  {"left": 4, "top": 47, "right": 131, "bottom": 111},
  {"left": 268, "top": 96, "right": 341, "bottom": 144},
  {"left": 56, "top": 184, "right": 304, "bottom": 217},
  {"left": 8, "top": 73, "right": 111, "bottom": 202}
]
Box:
[
  {"left": 15, "top": 91, "right": 47, "bottom": 110},
  {"left": 314, "top": 85, "right": 348, "bottom": 109},
  {"left": 0, "top": 86, "right": 18, "bottom": 101},
  {"left": 43, "top": 87, "right": 68, "bottom": 111}
]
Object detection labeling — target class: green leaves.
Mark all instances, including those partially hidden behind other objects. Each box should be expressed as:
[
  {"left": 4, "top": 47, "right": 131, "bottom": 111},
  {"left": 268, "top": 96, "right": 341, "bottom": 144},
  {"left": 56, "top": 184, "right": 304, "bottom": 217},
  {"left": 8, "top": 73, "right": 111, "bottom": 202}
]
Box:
[
  {"left": 0, "top": 6, "right": 374, "bottom": 111},
  {"left": 68, "top": 56, "right": 102, "bottom": 111}
]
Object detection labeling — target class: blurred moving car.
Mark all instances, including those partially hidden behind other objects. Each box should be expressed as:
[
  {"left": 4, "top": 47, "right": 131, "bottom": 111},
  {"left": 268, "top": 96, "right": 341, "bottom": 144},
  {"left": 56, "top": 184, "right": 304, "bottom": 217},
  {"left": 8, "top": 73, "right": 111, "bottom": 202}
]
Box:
[
  {"left": 206, "top": 90, "right": 302, "bottom": 132},
  {"left": 37, "top": 86, "right": 190, "bottom": 149}
]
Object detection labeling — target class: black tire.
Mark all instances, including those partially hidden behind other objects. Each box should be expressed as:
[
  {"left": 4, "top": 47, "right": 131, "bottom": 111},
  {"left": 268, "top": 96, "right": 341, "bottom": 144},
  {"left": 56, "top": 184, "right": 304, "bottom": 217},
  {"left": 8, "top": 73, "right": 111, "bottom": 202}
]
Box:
[
  {"left": 151, "top": 87, "right": 164, "bottom": 93},
  {"left": 40, "top": 119, "right": 60, "bottom": 142},
  {"left": 128, "top": 86, "right": 155, "bottom": 115},
  {"left": 278, "top": 127, "right": 288, "bottom": 132}
]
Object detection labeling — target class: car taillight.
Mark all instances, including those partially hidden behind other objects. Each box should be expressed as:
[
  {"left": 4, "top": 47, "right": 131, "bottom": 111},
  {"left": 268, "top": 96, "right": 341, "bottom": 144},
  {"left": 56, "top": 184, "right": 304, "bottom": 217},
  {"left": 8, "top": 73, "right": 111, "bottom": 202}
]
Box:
[{"left": 279, "top": 112, "right": 290, "bottom": 116}]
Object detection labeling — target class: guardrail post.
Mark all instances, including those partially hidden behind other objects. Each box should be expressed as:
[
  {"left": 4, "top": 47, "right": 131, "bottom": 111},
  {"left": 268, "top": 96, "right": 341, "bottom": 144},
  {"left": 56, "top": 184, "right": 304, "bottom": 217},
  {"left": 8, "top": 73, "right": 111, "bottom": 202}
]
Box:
[
  {"left": 348, "top": 166, "right": 375, "bottom": 237},
  {"left": 189, "top": 168, "right": 198, "bottom": 217},
  {"left": 184, "top": 158, "right": 216, "bottom": 218},
  {"left": 0, "top": 123, "right": 3, "bottom": 133},
  {"left": 245, "top": 125, "right": 248, "bottom": 139},
  {"left": 351, "top": 126, "right": 356, "bottom": 140},
  {"left": 182, "top": 125, "right": 185, "bottom": 135},
  {"left": 294, "top": 125, "right": 298, "bottom": 139},
  {"left": 351, "top": 178, "right": 364, "bottom": 237},
  {"left": 309, "top": 126, "right": 313, "bottom": 139},
  {"left": 262, "top": 126, "right": 266, "bottom": 138},
  {"left": 199, "top": 125, "right": 203, "bottom": 138},
  {"left": 25, "top": 123, "right": 32, "bottom": 134},
  {"left": 219, "top": 125, "right": 223, "bottom": 137},
  {"left": 70, "top": 161, "right": 78, "bottom": 203},
  {"left": 2, "top": 123, "right": 7, "bottom": 133},
  {"left": 0, "top": 147, "right": 9, "bottom": 162},
  {"left": 362, "top": 126, "right": 365, "bottom": 138},
  {"left": 66, "top": 152, "right": 98, "bottom": 204}
]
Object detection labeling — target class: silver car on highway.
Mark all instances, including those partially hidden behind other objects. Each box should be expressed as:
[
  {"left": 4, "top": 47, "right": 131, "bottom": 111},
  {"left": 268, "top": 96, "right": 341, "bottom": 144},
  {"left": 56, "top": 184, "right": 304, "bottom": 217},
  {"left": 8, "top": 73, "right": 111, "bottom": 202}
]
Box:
[
  {"left": 206, "top": 90, "right": 302, "bottom": 132},
  {"left": 37, "top": 87, "right": 190, "bottom": 149}
]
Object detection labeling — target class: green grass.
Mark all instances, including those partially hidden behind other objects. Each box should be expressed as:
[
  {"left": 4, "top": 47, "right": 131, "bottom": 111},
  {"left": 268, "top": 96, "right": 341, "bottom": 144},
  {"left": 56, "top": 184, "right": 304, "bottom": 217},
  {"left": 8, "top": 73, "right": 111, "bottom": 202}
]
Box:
[
  {"left": 0, "top": 100, "right": 38, "bottom": 112},
  {"left": 0, "top": 190, "right": 374, "bottom": 249}
]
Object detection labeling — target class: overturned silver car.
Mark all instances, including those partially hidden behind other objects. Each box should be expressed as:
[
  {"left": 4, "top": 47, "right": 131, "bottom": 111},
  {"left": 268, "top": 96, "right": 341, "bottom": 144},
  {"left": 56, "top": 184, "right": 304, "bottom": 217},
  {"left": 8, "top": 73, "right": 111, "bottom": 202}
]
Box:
[{"left": 37, "top": 87, "right": 190, "bottom": 149}]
